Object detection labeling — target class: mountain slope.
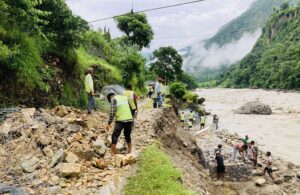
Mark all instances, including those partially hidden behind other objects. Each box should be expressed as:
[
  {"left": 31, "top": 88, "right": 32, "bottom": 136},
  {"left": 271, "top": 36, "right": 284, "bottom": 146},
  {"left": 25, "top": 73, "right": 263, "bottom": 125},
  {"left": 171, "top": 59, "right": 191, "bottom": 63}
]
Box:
[
  {"left": 182, "top": 0, "right": 298, "bottom": 82},
  {"left": 204, "top": 0, "right": 289, "bottom": 48},
  {"left": 222, "top": 3, "right": 300, "bottom": 89}
]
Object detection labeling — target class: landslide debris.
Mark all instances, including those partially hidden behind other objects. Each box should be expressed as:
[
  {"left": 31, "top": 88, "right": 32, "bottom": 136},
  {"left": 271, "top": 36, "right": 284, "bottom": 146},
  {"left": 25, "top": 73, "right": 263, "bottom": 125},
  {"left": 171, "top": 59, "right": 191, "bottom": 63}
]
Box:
[
  {"left": 0, "top": 105, "right": 141, "bottom": 194},
  {"left": 235, "top": 101, "right": 272, "bottom": 115}
]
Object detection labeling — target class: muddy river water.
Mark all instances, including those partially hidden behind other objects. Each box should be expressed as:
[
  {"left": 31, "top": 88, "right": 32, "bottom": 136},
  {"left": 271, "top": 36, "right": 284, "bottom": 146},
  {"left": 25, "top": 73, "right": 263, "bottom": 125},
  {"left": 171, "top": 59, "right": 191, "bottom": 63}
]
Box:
[{"left": 196, "top": 88, "right": 300, "bottom": 165}]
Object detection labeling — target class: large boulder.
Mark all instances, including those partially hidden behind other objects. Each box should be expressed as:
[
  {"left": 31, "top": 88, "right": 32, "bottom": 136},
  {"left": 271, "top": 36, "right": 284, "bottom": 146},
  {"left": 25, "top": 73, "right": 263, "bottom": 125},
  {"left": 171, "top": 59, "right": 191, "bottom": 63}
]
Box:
[{"left": 235, "top": 101, "right": 272, "bottom": 115}]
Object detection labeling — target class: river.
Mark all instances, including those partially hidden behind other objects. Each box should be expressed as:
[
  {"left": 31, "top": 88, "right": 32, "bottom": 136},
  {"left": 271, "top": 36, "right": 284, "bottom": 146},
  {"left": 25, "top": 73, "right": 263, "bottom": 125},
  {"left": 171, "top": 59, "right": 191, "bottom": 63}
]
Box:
[{"left": 196, "top": 88, "right": 300, "bottom": 165}]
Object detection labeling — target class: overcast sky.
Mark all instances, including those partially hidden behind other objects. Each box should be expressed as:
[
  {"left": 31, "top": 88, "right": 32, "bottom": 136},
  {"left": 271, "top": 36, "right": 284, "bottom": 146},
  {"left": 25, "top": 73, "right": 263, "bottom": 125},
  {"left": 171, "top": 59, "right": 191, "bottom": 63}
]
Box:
[{"left": 67, "top": 0, "right": 256, "bottom": 51}]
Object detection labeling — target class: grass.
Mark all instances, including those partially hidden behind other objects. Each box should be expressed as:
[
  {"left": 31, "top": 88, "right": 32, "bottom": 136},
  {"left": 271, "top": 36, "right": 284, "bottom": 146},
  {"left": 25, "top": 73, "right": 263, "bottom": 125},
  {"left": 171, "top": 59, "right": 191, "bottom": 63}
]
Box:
[{"left": 124, "top": 143, "right": 193, "bottom": 195}]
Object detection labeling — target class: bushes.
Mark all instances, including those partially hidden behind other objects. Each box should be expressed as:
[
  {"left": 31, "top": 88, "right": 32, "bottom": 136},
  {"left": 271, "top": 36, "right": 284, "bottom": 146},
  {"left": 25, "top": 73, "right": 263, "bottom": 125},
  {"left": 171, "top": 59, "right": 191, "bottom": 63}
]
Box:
[{"left": 170, "top": 82, "right": 186, "bottom": 99}]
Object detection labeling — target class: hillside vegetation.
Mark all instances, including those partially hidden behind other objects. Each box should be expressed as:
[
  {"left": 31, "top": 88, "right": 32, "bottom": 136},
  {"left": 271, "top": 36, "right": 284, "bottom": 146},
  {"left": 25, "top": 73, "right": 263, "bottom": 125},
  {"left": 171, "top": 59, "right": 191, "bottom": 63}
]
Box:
[
  {"left": 222, "top": 3, "right": 300, "bottom": 89},
  {"left": 205, "top": 0, "right": 291, "bottom": 48},
  {"left": 0, "top": 0, "right": 152, "bottom": 107},
  {"left": 183, "top": 0, "right": 298, "bottom": 83}
]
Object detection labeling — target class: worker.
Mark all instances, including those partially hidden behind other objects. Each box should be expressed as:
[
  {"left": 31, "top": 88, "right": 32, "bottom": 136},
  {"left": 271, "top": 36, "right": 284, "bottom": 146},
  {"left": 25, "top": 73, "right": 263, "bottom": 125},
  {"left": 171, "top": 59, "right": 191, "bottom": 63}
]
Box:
[
  {"left": 106, "top": 93, "right": 133, "bottom": 157},
  {"left": 213, "top": 114, "right": 219, "bottom": 130},
  {"left": 232, "top": 142, "right": 245, "bottom": 162},
  {"left": 155, "top": 78, "right": 163, "bottom": 107},
  {"left": 239, "top": 135, "right": 249, "bottom": 154},
  {"left": 147, "top": 84, "right": 154, "bottom": 98},
  {"left": 264, "top": 151, "right": 274, "bottom": 181},
  {"left": 187, "top": 121, "right": 193, "bottom": 129},
  {"left": 123, "top": 84, "right": 138, "bottom": 118},
  {"left": 85, "top": 67, "right": 97, "bottom": 114},
  {"left": 200, "top": 115, "right": 206, "bottom": 130},
  {"left": 179, "top": 111, "right": 185, "bottom": 123},
  {"left": 160, "top": 79, "right": 166, "bottom": 104},
  {"left": 189, "top": 110, "right": 194, "bottom": 124}
]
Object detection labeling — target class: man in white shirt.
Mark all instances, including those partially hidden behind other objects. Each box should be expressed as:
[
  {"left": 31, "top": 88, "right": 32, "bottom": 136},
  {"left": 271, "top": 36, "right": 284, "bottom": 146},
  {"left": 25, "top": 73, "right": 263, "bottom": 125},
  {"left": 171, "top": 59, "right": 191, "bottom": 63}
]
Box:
[
  {"left": 264, "top": 151, "right": 274, "bottom": 180},
  {"left": 85, "top": 68, "right": 97, "bottom": 114}
]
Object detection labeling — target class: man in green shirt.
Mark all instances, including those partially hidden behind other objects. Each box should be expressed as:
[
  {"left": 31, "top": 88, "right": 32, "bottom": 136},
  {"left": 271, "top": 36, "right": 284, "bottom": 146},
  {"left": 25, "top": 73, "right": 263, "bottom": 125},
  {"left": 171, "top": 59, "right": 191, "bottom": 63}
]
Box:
[{"left": 85, "top": 68, "right": 97, "bottom": 114}]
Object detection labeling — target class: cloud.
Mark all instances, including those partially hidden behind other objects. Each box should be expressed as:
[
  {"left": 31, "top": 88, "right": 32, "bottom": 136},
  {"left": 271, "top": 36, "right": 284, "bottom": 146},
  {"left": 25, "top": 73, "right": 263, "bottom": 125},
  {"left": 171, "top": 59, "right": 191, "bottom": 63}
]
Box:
[
  {"left": 183, "top": 29, "right": 261, "bottom": 70},
  {"left": 66, "top": 0, "right": 256, "bottom": 50}
]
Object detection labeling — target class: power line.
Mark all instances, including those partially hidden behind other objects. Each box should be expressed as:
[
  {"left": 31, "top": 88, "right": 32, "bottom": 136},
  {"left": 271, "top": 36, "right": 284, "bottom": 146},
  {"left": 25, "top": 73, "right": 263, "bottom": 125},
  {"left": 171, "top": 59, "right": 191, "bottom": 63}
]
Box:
[{"left": 88, "top": 0, "right": 205, "bottom": 23}]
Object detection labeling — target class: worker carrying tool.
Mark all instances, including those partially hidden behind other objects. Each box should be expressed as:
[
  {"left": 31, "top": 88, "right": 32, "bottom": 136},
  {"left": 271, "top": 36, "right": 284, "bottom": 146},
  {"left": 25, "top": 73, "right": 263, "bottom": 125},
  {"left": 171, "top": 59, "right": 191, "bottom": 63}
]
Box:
[{"left": 106, "top": 93, "right": 133, "bottom": 157}]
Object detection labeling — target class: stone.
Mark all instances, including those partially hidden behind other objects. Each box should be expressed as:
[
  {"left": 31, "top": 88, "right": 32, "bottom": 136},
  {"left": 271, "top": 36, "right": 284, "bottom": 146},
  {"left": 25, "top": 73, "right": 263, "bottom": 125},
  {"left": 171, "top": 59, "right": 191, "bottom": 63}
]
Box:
[
  {"left": 235, "top": 101, "right": 272, "bottom": 115},
  {"left": 274, "top": 179, "right": 283, "bottom": 184},
  {"left": 61, "top": 163, "right": 82, "bottom": 178},
  {"left": 105, "top": 136, "right": 112, "bottom": 147},
  {"left": 115, "top": 155, "right": 123, "bottom": 168},
  {"left": 20, "top": 154, "right": 39, "bottom": 173},
  {"left": 50, "top": 148, "right": 65, "bottom": 168},
  {"left": 92, "top": 158, "right": 108, "bottom": 169},
  {"left": 65, "top": 152, "right": 79, "bottom": 163},
  {"left": 214, "top": 181, "right": 224, "bottom": 186},
  {"left": 20, "top": 108, "right": 36, "bottom": 124},
  {"left": 115, "top": 154, "right": 136, "bottom": 168},
  {"left": 272, "top": 166, "right": 279, "bottom": 172},
  {"left": 93, "top": 136, "right": 107, "bottom": 157},
  {"left": 71, "top": 142, "right": 95, "bottom": 161},
  {"left": 64, "top": 112, "right": 77, "bottom": 124},
  {"left": 49, "top": 175, "right": 60, "bottom": 185},
  {"left": 85, "top": 118, "right": 101, "bottom": 130},
  {"left": 255, "top": 178, "right": 266, "bottom": 186},
  {"left": 36, "top": 135, "right": 51, "bottom": 147},
  {"left": 24, "top": 187, "right": 35, "bottom": 195},
  {"left": 297, "top": 171, "right": 300, "bottom": 179},
  {"left": 66, "top": 124, "right": 81, "bottom": 133},
  {"left": 116, "top": 142, "right": 125, "bottom": 154},
  {"left": 252, "top": 169, "right": 263, "bottom": 177},
  {"left": 55, "top": 105, "right": 69, "bottom": 117},
  {"left": 43, "top": 146, "right": 54, "bottom": 157},
  {"left": 47, "top": 186, "right": 61, "bottom": 194}
]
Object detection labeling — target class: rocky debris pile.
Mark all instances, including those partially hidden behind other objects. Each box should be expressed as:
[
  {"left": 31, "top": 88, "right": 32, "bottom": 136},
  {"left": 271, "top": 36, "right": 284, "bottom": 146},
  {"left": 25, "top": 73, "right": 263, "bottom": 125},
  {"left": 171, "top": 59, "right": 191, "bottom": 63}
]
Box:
[
  {"left": 0, "top": 105, "right": 149, "bottom": 194},
  {"left": 235, "top": 101, "right": 272, "bottom": 115}
]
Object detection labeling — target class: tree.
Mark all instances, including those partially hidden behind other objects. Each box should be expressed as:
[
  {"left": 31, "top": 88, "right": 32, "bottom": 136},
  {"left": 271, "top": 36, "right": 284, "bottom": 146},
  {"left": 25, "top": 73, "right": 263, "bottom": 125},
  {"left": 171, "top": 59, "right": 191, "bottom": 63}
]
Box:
[
  {"left": 150, "top": 46, "right": 183, "bottom": 83},
  {"left": 115, "top": 12, "right": 154, "bottom": 50},
  {"left": 38, "top": 0, "right": 88, "bottom": 51}
]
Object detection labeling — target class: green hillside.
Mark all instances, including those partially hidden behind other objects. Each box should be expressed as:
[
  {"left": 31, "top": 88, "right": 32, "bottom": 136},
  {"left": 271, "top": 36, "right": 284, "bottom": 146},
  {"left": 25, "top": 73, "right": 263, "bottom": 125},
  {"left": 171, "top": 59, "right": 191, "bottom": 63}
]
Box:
[
  {"left": 205, "top": 0, "right": 290, "bottom": 48},
  {"left": 0, "top": 0, "right": 151, "bottom": 107},
  {"left": 222, "top": 3, "right": 300, "bottom": 89},
  {"left": 183, "top": 0, "right": 298, "bottom": 83}
]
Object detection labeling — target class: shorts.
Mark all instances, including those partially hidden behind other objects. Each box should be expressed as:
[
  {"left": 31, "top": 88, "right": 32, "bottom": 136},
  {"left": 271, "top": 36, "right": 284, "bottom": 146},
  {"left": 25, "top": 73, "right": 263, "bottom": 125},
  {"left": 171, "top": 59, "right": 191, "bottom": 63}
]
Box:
[
  {"left": 200, "top": 123, "right": 205, "bottom": 126},
  {"left": 264, "top": 167, "right": 273, "bottom": 174},
  {"left": 217, "top": 165, "right": 225, "bottom": 173},
  {"left": 112, "top": 121, "right": 133, "bottom": 145},
  {"left": 243, "top": 144, "right": 248, "bottom": 151},
  {"left": 180, "top": 120, "right": 185, "bottom": 123}
]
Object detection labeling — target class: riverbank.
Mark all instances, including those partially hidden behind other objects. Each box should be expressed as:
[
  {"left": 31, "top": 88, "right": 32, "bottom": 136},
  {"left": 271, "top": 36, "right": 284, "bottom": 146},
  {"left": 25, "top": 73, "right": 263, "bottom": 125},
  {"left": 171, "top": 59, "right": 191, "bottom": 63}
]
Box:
[{"left": 196, "top": 88, "right": 300, "bottom": 165}]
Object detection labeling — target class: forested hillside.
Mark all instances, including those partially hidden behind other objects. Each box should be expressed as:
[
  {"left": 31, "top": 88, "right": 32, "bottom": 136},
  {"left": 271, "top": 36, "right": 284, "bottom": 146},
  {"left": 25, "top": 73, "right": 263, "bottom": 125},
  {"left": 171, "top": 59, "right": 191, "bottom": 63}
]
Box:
[
  {"left": 204, "top": 0, "right": 291, "bottom": 48},
  {"left": 222, "top": 3, "right": 300, "bottom": 89},
  {"left": 183, "top": 0, "right": 298, "bottom": 83},
  {"left": 0, "top": 0, "right": 153, "bottom": 107}
]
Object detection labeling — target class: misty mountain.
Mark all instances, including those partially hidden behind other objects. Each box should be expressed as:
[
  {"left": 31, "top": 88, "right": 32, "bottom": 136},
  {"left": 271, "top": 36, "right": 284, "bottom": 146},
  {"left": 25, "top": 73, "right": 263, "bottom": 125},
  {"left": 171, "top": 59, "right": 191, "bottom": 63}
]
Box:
[
  {"left": 182, "top": 0, "right": 296, "bottom": 82},
  {"left": 222, "top": 3, "right": 300, "bottom": 89}
]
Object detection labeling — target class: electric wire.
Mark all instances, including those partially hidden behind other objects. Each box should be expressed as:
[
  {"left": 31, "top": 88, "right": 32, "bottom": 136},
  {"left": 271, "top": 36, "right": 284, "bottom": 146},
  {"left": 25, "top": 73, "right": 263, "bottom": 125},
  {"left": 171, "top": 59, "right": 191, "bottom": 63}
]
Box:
[{"left": 88, "top": 0, "right": 205, "bottom": 23}]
